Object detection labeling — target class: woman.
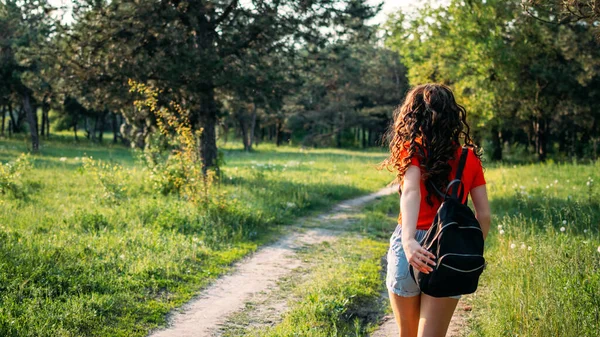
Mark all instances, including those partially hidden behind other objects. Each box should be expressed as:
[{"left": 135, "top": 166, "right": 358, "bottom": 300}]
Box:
[{"left": 378, "top": 83, "right": 491, "bottom": 337}]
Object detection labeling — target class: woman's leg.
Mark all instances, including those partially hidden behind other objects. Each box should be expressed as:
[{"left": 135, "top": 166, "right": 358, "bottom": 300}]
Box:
[
  {"left": 417, "top": 293, "right": 459, "bottom": 337},
  {"left": 389, "top": 291, "right": 421, "bottom": 337}
]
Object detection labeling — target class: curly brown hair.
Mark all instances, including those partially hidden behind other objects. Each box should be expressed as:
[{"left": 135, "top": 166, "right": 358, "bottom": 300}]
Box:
[{"left": 377, "top": 83, "right": 483, "bottom": 207}]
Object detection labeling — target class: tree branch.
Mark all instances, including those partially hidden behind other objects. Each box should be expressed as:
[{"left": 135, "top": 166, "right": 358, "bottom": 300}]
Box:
[{"left": 212, "top": 0, "right": 239, "bottom": 27}]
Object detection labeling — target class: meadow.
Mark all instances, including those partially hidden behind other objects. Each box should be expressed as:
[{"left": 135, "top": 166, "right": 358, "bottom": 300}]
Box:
[
  {"left": 233, "top": 158, "right": 600, "bottom": 336},
  {"left": 0, "top": 134, "right": 598, "bottom": 337},
  {"left": 467, "top": 162, "right": 600, "bottom": 337},
  {"left": 0, "top": 134, "right": 393, "bottom": 336}
]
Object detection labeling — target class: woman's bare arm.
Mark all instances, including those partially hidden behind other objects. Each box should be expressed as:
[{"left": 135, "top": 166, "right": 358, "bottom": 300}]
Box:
[
  {"left": 470, "top": 184, "right": 491, "bottom": 240},
  {"left": 401, "top": 165, "right": 436, "bottom": 274}
]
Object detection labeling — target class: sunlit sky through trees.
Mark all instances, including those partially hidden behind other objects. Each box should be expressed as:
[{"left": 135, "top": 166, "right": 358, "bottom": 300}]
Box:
[{"left": 47, "top": 0, "right": 422, "bottom": 25}]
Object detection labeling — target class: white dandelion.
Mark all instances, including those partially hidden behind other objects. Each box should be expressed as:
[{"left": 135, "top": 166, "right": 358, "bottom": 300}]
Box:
[
  {"left": 562, "top": 220, "right": 567, "bottom": 225},
  {"left": 520, "top": 243, "right": 526, "bottom": 250},
  {"left": 498, "top": 225, "right": 503, "bottom": 230},
  {"left": 59, "top": 157, "right": 67, "bottom": 162},
  {"left": 499, "top": 230, "right": 505, "bottom": 235},
  {"left": 510, "top": 243, "right": 516, "bottom": 249},
  {"left": 528, "top": 246, "right": 532, "bottom": 251},
  {"left": 597, "top": 246, "right": 600, "bottom": 254},
  {"left": 560, "top": 227, "right": 566, "bottom": 232}
]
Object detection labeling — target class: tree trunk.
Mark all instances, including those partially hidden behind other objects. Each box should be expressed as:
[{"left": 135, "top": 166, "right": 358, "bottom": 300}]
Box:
[
  {"left": 490, "top": 124, "right": 502, "bottom": 161},
  {"left": 533, "top": 116, "right": 547, "bottom": 162},
  {"left": 97, "top": 112, "right": 105, "bottom": 143},
  {"left": 23, "top": 93, "right": 39, "bottom": 152},
  {"left": 235, "top": 109, "right": 249, "bottom": 151},
  {"left": 92, "top": 115, "right": 99, "bottom": 142},
  {"left": 362, "top": 126, "right": 366, "bottom": 148},
  {"left": 41, "top": 99, "right": 50, "bottom": 138},
  {"left": 1, "top": 105, "right": 5, "bottom": 136},
  {"left": 8, "top": 102, "right": 13, "bottom": 136},
  {"left": 199, "top": 87, "right": 219, "bottom": 176},
  {"left": 8, "top": 103, "right": 18, "bottom": 134},
  {"left": 16, "top": 105, "right": 25, "bottom": 132},
  {"left": 112, "top": 112, "right": 119, "bottom": 144},
  {"left": 45, "top": 104, "right": 50, "bottom": 137},
  {"left": 40, "top": 106, "right": 46, "bottom": 137},
  {"left": 73, "top": 115, "right": 79, "bottom": 142},
  {"left": 275, "top": 117, "right": 283, "bottom": 146},
  {"left": 248, "top": 104, "right": 257, "bottom": 150}
]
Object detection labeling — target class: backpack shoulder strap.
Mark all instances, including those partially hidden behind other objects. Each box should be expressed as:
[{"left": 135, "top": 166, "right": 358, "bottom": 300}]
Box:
[
  {"left": 448, "top": 146, "right": 469, "bottom": 201},
  {"left": 455, "top": 146, "right": 469, "bottom": 181}
]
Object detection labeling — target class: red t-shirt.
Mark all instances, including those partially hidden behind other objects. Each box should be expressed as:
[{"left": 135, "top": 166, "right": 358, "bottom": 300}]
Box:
[{"left": 397, "top": 144, "right": 486, "bottom": 230}]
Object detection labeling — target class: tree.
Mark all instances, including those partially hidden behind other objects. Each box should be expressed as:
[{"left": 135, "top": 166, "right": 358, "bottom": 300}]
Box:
[
  {"left": 385, "top": 0, "right": 600, "bottom": 161},
  {"left": 61, "top": 0, "right": 380, "bottom": 176},
  {"left": 0, "top": 0, "right": 58, "bottom": 151}
]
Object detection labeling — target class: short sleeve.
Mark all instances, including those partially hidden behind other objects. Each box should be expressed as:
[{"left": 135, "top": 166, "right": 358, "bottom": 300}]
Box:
[
  {"left": 470, "top": 153, "right": 486, "bottom": 190},
  {"left": 400, "top": 143, "right": 420, "bottom": 167}
]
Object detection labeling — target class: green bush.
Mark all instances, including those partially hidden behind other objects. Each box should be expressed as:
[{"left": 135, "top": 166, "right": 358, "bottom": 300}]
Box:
[{"left": 0, "top": 153, "right": 33, "bottom": 198}]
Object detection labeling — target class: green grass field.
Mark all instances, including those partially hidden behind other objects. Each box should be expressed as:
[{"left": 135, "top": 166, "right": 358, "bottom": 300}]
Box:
[
  {"left": 0, "top": 134, "right": 599, "bottom": 336},
  {"left": 0, "top": 135, "right": 393, "bottom": 336}
]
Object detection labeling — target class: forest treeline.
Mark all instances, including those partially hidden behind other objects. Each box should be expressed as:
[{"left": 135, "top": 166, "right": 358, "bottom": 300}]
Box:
[{"left": 0, "top": 0, "right": 599, "bottom": 173}]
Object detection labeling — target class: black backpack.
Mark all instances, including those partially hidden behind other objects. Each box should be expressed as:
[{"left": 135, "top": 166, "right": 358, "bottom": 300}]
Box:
[{"left": 409, "top": 146, "right": 487, "bottom": 298}]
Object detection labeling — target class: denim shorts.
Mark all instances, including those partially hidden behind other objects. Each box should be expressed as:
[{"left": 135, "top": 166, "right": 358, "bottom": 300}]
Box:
[{"left": 386, "top": 224, "right": 461, "bottom": 299}]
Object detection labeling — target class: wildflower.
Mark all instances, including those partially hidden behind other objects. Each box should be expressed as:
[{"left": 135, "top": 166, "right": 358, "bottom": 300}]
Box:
[
  {"left": 597, "top": 246, "right": 600, "bottom": 254},
  {"left": 528, "top": 246, "right": 532, "bottom": 251},
  {"left": 119, "top": 254, "right": 125, "bottom": 259},
  {"left": 520, "top": 243, "right": 526, "bottom": 249},
  {"left": 510, "top": 243, "right": 516, "bottom": 249},
  {"left": 587, "top": 181, "right": 591, "bottom": 187},
  {"left": 554, "top": 180, "right": 558, "bottom": 184},
  {"left": 498, "top": 225, "right": 503, "bottom": 230},
  {"left": 546, "top": 185, "right": 549, "bottom": 189},
  {"left": 499, "top": 230, "right": 505, "bottom": 235},
  {"left": 562, "top": 220, "right": 567, "bottom": 225},
  {"left": 560, "top": 227, "right": 566, "bottom": 232},
  {"left": 59, "top": 157, "right": 67, "bottom": 162}
]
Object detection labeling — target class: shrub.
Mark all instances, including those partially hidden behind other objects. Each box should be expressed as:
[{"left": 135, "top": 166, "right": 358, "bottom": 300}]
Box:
[
  {"left": 0, "top": 153, "right": 33, "bottom": 198},
  {"left": 129, "top": 80, "right": 219, "bottom": 207}
]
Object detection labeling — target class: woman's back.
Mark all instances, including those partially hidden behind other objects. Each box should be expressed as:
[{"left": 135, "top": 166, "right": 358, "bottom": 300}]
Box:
[{"left": 397, "top": 145, "right": 486, "bottom": 230}]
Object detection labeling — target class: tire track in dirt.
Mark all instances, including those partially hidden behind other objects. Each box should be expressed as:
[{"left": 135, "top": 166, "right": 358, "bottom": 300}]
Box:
[{"left": 147, "top": 184, "right": 398, "bottom": 337}]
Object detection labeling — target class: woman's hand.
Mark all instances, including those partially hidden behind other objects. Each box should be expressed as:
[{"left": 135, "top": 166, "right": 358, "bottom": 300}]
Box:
[{"left": 403, "top": 238, "right": 436, "bottom": 274}]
